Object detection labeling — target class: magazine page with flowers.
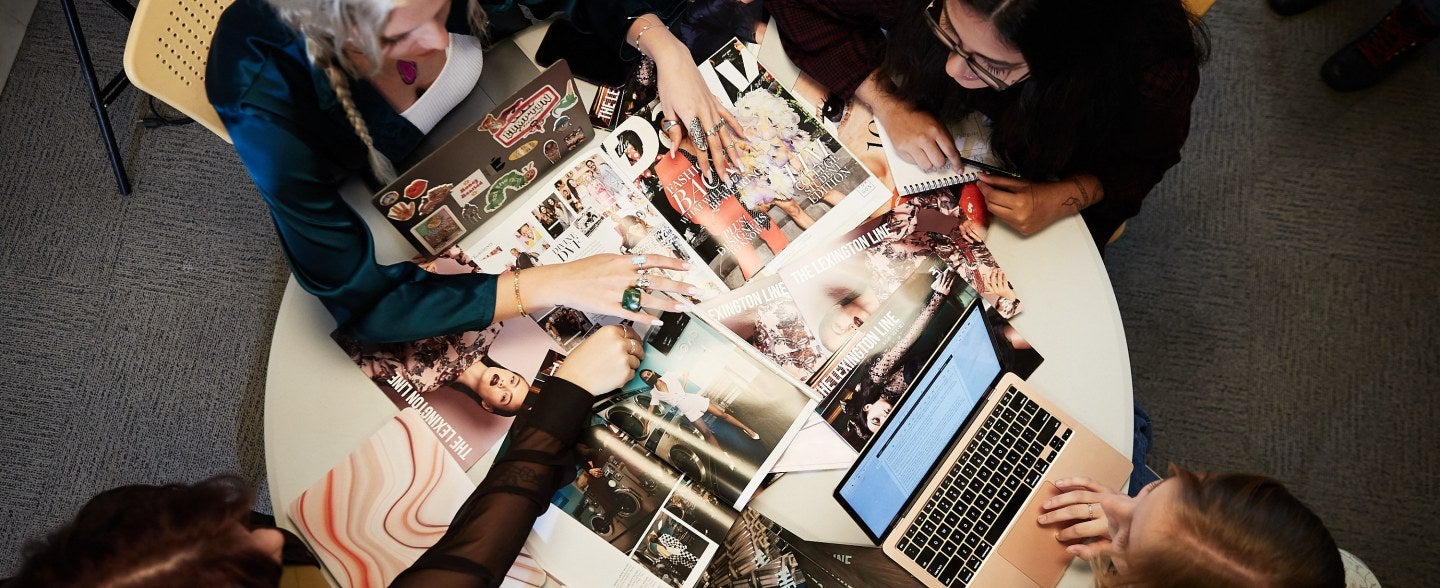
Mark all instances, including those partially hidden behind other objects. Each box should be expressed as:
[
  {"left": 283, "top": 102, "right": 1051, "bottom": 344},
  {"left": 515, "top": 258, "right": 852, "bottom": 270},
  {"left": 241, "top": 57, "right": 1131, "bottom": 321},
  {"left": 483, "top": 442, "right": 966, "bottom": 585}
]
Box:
[{"left": 603, "top": 39, "right": 891, "bottom": 290}]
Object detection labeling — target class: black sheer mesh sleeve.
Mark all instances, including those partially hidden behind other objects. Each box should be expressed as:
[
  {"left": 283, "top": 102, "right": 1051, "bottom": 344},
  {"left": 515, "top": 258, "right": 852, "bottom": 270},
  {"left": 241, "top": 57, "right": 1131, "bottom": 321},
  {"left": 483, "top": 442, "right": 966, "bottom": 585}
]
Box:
[{"left": 390, "top": 379, "right": 593, "bottom": 587}]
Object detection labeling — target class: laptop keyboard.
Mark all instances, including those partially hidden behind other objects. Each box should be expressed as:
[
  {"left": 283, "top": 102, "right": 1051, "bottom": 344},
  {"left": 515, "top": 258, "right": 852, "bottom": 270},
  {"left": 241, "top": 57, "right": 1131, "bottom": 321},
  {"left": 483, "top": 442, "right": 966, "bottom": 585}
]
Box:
[{"left": 895, "top": 386, "right": 1072, "bottom": 586}]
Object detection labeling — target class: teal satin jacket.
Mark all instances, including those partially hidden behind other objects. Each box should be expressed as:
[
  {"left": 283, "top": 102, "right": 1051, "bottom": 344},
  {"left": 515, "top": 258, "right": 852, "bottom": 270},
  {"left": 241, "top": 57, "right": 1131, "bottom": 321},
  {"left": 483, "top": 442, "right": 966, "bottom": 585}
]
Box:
[{"left": 206, "top": 0, "right": 686, "bottom": 343}]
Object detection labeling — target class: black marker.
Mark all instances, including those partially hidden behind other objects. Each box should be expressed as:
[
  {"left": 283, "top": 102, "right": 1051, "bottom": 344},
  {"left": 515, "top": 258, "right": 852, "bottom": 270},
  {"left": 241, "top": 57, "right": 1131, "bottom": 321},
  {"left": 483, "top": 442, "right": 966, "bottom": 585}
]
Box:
[{"left": 960, "top": 157, "right": 1022, "bottom": 179}]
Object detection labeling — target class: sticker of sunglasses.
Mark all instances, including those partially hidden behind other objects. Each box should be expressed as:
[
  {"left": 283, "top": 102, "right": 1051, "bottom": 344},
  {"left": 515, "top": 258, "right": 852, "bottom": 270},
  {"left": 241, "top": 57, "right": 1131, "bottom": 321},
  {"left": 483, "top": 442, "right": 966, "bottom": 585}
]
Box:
[{"left": 483, "top": 161, "right": 539, "bottom": 213}]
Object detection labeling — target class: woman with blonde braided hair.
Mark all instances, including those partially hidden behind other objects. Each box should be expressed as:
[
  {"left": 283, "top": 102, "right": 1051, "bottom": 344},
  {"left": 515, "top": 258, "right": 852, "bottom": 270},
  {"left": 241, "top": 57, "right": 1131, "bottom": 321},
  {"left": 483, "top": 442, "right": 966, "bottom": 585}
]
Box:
[{"left": 207, "top": 0, "right": 709, "bottom": 344}]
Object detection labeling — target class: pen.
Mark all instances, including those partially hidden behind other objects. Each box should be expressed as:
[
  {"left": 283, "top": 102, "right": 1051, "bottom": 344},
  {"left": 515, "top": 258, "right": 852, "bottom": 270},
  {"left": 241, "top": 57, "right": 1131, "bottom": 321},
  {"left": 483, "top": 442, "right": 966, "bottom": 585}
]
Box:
[{"left": 960, "top": 157, "right": 1022, "bottom": 179}]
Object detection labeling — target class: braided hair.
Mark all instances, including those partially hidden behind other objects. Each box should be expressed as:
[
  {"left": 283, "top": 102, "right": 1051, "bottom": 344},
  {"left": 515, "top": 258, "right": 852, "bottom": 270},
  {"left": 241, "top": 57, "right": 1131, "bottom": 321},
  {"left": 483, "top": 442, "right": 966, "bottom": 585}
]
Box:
[{"left": 269, "top": 0, "right": 489, "bottom": 182}]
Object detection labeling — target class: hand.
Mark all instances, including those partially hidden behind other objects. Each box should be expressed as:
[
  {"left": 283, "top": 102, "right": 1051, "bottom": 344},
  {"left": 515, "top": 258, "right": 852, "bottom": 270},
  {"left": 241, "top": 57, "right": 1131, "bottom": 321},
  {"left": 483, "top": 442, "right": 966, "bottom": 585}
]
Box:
[
  {"left": 857, "top": 73, "right": 958, "bottom": 172},
  {"left": 1037, "top": 477, "right": 1125, "bottom": 560},
  {"left": 983, "top": 268, "right": 1015, "bottom": 300},
  {"left": 958, "top": 218, "right": 986, "bottom": 244},
  {"left": 931, "top": 269, "right": 956, "bottom": 296},
  {"left": 518, "top": 253, "right": 697, "bottom": 325},
  {"left": 555, "top": 325, "right": 643, "bottom": 395},
  {"left": 640, "top": 21, "right": 745, "bottom": 183},
  {"left": 587, "top": 467, "right": 604, "bottom": 478},
  {"left": 977, "top": 173, "right": 1100, "bottom": 236}
]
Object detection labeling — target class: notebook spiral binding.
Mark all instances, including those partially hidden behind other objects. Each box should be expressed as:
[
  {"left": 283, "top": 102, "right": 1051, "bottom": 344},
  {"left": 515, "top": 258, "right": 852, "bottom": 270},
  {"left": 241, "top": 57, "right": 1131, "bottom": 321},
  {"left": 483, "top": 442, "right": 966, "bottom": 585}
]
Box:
[{"left": 899, "top": 171, "right": 980, "bottom": 196}]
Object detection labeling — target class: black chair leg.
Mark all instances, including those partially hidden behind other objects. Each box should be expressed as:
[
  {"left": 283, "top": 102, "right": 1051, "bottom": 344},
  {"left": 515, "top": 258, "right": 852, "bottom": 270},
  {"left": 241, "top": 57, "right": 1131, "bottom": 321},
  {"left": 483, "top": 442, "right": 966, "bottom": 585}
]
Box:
[{"left": 60, "top": 0, "right": 136, "bottom": 195}]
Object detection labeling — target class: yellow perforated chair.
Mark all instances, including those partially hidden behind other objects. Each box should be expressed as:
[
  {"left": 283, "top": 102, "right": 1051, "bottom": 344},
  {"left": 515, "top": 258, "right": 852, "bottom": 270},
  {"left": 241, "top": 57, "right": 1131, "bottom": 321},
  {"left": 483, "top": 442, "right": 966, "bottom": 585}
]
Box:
[{"left": 122, "top": 0, "right": 234, "bottom": 143}]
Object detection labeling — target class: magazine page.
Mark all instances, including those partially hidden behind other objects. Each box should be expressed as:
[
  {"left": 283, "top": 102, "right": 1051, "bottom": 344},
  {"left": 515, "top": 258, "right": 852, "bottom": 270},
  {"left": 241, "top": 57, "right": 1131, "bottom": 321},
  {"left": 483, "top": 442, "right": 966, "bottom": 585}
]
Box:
[
  {"left": 287, "top": 409, "right": 560, "bottom": 588},
  {"left": 702, "top": 508, "right": 920, "bottom": 587},
  {"left": 458, "top": 147, "right": 732, "bottom": 349},
  {"left": 371, "top": 62, "right": 595, "bottom": 256},
  {"left": 603, "top": 39, "right": 889, "bottom": 289},
  {"left": 527, "top": 314, "right": 817, "bottom": 588},
  {"left": 334, "top": 250, "right": 577, "bottom": 469},
  {"left": 589, "top": 0, "right": 769, "bottom": 129}
]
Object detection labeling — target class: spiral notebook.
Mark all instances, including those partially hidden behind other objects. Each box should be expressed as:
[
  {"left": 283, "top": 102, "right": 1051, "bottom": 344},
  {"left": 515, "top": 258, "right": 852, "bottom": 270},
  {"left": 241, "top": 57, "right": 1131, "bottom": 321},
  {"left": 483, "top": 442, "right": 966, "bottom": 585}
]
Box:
[{"left": 876, "top": 117, "right": 991, "bottom": 196}]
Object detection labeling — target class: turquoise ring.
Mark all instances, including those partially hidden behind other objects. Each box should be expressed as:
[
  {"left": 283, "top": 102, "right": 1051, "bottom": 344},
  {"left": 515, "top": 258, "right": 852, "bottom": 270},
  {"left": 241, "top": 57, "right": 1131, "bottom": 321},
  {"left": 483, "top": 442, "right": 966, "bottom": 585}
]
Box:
[{"left": 621, "top": 287, "right": 643, "bottom": 312}]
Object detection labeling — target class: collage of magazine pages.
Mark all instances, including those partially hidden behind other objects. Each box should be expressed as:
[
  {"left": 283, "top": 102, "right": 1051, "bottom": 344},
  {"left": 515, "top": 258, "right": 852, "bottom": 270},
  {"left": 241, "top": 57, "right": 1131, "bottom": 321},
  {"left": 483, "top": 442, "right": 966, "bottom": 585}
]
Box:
[
  {"left": 698, "top": 188, "right": 1037, "bottom": 450},
  {"left": 613, "top": 40, "right": 890, "bottom": 288},
  {"left": 524, "top": 315, "right": 815, "bottom": 588},
  {"left": 317, "top": 33, "right": 1046, "bottom": 588}
]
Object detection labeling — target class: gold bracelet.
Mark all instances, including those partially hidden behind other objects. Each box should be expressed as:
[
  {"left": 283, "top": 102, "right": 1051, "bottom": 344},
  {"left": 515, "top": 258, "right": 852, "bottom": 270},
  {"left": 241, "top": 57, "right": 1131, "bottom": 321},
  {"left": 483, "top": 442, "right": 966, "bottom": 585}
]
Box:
[
  {"left": 512, "top": 269, "right": 528, "bottom": 316},
  {"left": 629, "top": 15, "right": 660, "bottom": 50}
]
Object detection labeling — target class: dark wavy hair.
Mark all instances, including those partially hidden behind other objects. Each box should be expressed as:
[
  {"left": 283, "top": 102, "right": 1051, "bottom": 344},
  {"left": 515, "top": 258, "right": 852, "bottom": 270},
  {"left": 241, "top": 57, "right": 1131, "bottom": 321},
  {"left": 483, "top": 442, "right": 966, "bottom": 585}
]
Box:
[
  {"left": 13, "top": 475, "right": 281, "bottom": 587},
  {"left": 878, "top": 0, "right": 1208, "bottom": 180},
  {"left": 1095, "top": 466, "right": 1344, "bottom": 587}
]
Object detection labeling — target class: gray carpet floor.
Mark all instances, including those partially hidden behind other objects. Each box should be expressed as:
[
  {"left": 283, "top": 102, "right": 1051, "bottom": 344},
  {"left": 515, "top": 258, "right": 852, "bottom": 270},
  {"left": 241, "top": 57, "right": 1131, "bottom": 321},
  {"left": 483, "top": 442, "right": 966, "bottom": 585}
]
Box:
[{"left": 2, "top": 0, "right": 1436, "bottom": 584}]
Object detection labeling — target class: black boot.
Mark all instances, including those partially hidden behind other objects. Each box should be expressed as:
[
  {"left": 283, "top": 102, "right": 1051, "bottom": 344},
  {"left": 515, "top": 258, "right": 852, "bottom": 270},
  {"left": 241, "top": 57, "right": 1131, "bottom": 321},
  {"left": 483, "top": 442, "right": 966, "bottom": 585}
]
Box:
[
  {"left": 1268, "top": 0, "right": 1331, "bottom": 17},
  {"left": 1322, "top": 0, "right": 1440, "bottom": 91}
]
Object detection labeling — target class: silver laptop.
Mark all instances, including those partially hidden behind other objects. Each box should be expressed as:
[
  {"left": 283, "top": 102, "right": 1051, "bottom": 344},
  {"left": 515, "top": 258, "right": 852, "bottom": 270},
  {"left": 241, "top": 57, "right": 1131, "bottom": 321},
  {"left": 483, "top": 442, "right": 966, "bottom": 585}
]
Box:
[{"left": 835, "top": 302, "right": 1131, "bottom": 587}]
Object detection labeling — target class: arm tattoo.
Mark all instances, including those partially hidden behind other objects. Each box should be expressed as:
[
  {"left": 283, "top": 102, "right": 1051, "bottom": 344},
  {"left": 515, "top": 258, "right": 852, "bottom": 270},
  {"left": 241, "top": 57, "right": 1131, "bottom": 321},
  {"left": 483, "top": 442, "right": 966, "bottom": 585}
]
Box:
[{"left": 1063, "top": 178, "right": 1095, "bottom": 209}]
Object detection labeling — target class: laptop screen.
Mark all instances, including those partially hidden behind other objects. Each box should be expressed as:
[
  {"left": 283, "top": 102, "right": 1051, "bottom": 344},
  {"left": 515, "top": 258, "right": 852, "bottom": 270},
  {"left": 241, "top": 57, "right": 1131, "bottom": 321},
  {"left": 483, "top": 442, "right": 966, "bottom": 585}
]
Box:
[{"left": 836, "top": 304, "right": 1002, "bottom": 540}]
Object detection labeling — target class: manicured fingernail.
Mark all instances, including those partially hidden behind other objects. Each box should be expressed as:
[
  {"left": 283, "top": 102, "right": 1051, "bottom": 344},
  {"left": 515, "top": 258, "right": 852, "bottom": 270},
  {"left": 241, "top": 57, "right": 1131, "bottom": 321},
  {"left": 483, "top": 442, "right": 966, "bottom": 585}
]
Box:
[
  {"left": 686, "top": 286, "right": 698, "bottom": 295},
  {"left": 674, "top": 302, "right": 693, "bottom": 311},
  {"left": 651, "top": 318, "right": 665, "bottom": 326},
  {"left": 681, "top": 262, "right": 692, "bottom": 270},
  {"left": 1037, "top": 515, "right": 1047, "bottom": 523},
  {"left": 1053, "top": 532, "right": 1059, "bottom": 540}
]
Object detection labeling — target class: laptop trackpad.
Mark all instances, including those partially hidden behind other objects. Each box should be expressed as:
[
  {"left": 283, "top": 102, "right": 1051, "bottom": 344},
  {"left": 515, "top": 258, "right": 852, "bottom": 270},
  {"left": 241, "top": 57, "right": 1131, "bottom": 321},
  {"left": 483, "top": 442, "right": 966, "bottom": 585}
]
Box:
[{"left": 996, "top": 481, "right": 1074, "bottom": 587}]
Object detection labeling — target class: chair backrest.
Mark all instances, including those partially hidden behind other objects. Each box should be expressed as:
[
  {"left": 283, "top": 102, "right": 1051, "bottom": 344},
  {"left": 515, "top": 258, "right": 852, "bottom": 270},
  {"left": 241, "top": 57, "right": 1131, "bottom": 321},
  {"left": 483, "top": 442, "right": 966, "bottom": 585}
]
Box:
[{"left": 123, "top": 0, "right": 235, "bottom": 143}]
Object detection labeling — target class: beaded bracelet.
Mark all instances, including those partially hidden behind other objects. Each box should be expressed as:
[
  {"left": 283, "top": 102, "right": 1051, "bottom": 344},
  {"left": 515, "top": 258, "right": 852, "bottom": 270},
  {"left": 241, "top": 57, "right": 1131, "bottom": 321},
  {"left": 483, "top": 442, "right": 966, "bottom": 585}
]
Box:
[{"left": 512, "top": 269, "right": 528, "bottom": 316}]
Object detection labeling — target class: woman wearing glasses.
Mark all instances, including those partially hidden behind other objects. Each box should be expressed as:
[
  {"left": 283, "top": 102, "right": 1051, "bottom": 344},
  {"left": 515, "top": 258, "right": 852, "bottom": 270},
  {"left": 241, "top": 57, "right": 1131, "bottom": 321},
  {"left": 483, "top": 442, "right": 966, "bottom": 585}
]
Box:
[{"left": 771, "top": 0, "right": 1207, "bottom": 250}]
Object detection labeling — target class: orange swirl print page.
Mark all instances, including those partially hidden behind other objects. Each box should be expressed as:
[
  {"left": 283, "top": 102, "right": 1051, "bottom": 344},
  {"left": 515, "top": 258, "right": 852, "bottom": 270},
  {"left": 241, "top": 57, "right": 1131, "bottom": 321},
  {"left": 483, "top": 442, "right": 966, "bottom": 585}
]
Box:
[{"left": 287, "top": 409, "right": 475, "bottom": 587}]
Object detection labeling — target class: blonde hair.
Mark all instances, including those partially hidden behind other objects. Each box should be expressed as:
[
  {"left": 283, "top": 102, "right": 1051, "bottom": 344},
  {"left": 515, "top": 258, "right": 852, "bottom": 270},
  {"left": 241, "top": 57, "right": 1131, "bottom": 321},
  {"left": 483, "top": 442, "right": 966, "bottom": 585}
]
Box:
[
  {"left": 1091, "top": 466, "right": 1343, "bottom": 588},
  {"left": 268, "top": 0, "right": 489, "bottom": 183}
]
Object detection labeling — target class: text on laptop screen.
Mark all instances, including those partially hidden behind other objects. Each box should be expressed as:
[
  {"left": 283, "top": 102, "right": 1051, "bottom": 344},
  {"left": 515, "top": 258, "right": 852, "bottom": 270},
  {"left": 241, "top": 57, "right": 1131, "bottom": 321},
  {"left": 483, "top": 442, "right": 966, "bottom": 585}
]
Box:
[{"left": 837, "top": 307, "right": 1002, "bottom": 539}]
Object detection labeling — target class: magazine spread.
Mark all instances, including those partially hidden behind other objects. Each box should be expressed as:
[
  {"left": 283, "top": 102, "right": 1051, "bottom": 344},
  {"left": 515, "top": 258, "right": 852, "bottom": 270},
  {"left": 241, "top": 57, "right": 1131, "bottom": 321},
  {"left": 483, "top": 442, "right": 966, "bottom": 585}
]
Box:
[
  {"left": 371, "top": 62, "right": 594, "bottom": 256},
  {"left": 698, "top": 188, "right": 1035, "bottom": 449},
  {"left": 702, "top": 508, "right": 920, "bottom": 587},
  {"left": 523, "top": 314, "right": 816, "bottom": 588},
  {"left": 287, "top": 409, "right": 559, "bottom": 588},
  {"left": 606, "top": 40, "right": 890, "bottom": 288},
  {"left": 335, "top": 250, "right": 580, "bottom": 469}
]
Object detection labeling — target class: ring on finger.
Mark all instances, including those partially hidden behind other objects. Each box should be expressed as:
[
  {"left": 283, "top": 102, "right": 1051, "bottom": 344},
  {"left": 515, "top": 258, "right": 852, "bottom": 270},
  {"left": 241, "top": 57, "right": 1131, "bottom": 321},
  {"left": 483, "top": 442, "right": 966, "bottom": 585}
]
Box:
[
  {"left": 628, "top": 339, "right": 637, "bottom": 355},
  {"left": 708, "top": 120, "right": 727, "bottom": 135},
  {"left": 688, "top": 118, "right": 709, "bottom": 151},
  {"left": 621, "top": 287, "right": 643, "bottom": 312},
  {"left": 631, "top": 254, "right": 647, "bottom": 269},
  {"left": 635, "top": 275, "right": 651, "bottom": 290},
  {"left": 1086, "top": 503, "right": 1095, "bottom": 520},
  {"left": 660, "top": 119, "right": 679, "bottom": 133}
]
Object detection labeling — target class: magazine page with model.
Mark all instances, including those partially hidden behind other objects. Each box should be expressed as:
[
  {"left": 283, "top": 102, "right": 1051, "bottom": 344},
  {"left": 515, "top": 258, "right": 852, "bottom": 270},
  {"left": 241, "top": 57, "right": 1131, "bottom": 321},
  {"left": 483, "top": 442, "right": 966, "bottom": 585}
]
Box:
[
  {"left": 334, "top": 249, "right": 578, "bottom": 469},
  {"left": 605, "top": 39, "right": 890, "bottom": 289},
  {"left": 526, "top": 314, "right": 817, "bottom": 588}
]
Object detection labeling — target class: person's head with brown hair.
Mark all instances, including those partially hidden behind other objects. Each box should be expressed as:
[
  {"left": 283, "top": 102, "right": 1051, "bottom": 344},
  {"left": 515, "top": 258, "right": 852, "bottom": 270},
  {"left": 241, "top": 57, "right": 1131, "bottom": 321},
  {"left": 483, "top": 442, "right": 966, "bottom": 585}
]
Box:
[
  {"left": 1092, "top": 466, "right": 1344, "bottom": 587},
  {"left": 13, "top": 475, "right": 283, "bottom": 587}
]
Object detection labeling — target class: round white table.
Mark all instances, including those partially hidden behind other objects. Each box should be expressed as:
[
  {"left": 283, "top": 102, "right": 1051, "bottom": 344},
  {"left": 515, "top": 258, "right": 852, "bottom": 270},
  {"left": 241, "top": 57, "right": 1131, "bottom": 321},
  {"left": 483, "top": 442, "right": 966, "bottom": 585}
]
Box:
[{"left": 263, "top": 24, "right": 1131, "bottom": 588}]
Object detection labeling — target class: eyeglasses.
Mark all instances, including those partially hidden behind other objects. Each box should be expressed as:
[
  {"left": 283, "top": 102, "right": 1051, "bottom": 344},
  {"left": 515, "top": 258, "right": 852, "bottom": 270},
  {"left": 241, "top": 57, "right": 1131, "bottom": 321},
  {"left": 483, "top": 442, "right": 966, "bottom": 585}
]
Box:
[{"left": 923, "top": 0, "right": 1029, "bottom": 91}]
